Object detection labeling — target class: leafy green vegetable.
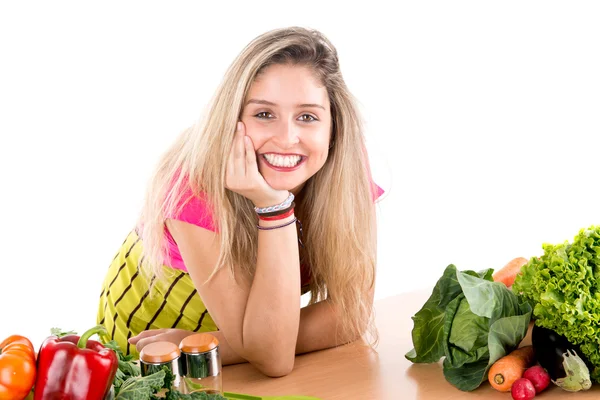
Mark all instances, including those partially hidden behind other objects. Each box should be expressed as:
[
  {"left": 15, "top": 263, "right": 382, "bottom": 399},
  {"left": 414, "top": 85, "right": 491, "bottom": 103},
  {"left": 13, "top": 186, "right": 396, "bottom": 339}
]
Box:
[
  {"left": 116, "top": 370, "right": 166, "bottom": 400},
  {"left": 165, "top": 390, "right": 227, "bottom": 400},
  {"left": 405, "top": 264, "right": 465, "bottom": 364},
  {"left": 50, "top": 327, "right": 77, "bottom": 337},
  {"left": 513, "top": 225, "right": 600, "bottom": 383},
  {"left": 103, "top": 340, "right": 141, "bottom": 394},
  {"left": 161, "top": 366, "right": 225, "bottom": 400},
  {"left": 182, "top": 377, "right": 206, "bottom": 392},
  {"left": 405, "top": 264, "right": 532, "bottom": 391}
]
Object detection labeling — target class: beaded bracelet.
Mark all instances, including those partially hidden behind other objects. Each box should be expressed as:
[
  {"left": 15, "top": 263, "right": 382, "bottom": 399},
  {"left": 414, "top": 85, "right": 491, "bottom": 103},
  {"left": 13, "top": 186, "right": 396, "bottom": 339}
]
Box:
[
  {"left": 254, "top": 192, "right": 294, "bottom": 214},
  {"left": 257, "top": 217, "right": 297, "bottom": 230}
]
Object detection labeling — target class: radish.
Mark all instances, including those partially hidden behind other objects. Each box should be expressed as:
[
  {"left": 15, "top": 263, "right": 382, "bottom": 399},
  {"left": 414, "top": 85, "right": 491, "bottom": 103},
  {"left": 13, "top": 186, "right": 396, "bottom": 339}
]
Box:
[
  {"left": 511, "top": 378, "right": 536, "bottom": 400},
  {"left": 523, "top": 365, "right": 551, "bottom": 393}
]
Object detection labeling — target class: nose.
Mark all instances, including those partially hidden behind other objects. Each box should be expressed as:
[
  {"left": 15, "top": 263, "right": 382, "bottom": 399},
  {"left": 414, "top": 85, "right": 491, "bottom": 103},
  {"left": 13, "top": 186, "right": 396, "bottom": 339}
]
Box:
[{"left": 271, "top": 118, "right": 299, "bottom": 149}]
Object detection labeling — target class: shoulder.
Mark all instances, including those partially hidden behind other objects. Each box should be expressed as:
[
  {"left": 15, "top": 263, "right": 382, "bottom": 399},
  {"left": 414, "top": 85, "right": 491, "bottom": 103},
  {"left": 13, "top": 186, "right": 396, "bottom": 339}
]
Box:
[{"left": 167, "top": 185, "right": 218, "bottom": 232}]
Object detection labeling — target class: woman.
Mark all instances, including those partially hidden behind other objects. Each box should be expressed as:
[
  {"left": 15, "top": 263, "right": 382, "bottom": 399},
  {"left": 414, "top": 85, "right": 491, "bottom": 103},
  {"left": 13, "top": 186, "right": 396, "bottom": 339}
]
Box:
[{"left": 97, "top": 26, "right": 383, "bottom": 377}]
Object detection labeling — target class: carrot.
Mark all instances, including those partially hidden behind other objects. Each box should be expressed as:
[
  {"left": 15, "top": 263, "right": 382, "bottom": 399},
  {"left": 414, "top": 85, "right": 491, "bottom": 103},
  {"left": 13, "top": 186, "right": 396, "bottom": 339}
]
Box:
[
  {"left": 488, "top": 345, "right": 535, "bottom": 392},
  {"left": 492, "top": 257, "right": 529, "bottom": 287}
]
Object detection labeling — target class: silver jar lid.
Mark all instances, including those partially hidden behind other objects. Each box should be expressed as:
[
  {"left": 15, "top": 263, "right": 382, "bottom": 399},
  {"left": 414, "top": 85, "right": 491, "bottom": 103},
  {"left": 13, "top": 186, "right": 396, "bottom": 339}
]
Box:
[{"left": 139, "top": 341, "right": 182, "bottom": 378}]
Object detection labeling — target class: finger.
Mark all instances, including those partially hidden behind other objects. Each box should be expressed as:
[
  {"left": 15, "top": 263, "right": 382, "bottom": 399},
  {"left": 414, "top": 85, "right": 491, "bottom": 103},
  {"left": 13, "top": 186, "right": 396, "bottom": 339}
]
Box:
[
  {"left": 233, "top": 122, "right": 246, "bottom": 167},
  {"left": 136, "top": 333, "right": 167, "bottom": 353},
  {"left": 226, "top": 122, "right": 246, "bottom": 184},
  {"left": 235, "top": 121, "right": 246, "bottom": 176},
  {"left": 244, "top": 136, "right": 258, "bottom": 174},
  {"left": 128, "top": 328, "right": 166, "bottom": 344}
]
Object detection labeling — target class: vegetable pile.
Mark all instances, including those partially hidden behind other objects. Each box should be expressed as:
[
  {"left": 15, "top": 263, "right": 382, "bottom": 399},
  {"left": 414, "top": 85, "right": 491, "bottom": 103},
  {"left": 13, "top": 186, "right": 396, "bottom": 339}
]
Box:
[
  {"left": 406, "top": 223, "right": 600, "bottom": 395},
  {"left": 0, "top": 326, "right": 227, "bottom": 400},
  {"left": 513, "top": 225, "right": 600, "bottom": 383},
  {"left": 405, "top": 264, "right": 532, "bottom": 391}
]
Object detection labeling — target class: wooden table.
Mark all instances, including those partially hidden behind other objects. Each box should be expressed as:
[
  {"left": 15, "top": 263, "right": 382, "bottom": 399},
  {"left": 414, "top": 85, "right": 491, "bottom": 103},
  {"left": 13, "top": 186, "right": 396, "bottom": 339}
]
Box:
[{"left": 222, "top": 290, "right": 600, "bottom": 399}]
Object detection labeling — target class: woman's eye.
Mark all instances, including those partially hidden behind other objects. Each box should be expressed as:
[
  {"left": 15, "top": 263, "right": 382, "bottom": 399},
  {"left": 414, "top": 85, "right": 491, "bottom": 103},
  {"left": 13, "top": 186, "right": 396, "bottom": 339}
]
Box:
[
  {"left": 255, "top": 111, "right": 273, "bottom": 119},
  {"left": 299, "top": 114, "right": 317, "bottom": 122}
]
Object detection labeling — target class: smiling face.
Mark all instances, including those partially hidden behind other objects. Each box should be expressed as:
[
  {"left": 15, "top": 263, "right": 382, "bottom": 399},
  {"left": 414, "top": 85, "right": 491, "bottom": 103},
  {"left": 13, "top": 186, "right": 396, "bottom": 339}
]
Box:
[{"left": 240, "top": 64, "right": 332, "bottom": 195}]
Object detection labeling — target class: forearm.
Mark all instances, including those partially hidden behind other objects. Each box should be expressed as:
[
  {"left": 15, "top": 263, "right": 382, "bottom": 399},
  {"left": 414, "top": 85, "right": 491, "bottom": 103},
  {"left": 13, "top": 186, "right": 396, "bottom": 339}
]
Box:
[
  {"left": 241, "top": 213, "right": 301, "bottom": 368},
  {"left": 295, "top": 298, "right": 369, "bottom": 354},
  {"left": 215, "top": 297, "right": 372, "bottom": 367}
]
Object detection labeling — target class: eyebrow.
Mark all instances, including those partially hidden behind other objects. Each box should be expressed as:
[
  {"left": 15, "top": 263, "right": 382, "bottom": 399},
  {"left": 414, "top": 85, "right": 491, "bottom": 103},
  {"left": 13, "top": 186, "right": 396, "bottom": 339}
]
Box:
[{"left": 246, "top": 99, "right": 326, "bottom": 111}]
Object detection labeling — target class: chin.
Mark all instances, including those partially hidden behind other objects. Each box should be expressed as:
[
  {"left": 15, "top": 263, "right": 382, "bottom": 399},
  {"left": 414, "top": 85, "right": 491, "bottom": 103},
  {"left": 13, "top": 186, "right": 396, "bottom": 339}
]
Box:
[
  {"left": 263, "top": 177, "right": 301, "bottom": 193},
  {"left": 266, "top": 182, "right": 295, "bottom": 191}
]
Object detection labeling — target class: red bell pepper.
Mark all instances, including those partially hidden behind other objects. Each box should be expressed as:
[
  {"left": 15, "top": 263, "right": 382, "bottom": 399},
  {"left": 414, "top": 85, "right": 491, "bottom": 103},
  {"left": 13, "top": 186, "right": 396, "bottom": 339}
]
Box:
[{"left": 34, "top": 325, "right": 118, "bottom": 400}]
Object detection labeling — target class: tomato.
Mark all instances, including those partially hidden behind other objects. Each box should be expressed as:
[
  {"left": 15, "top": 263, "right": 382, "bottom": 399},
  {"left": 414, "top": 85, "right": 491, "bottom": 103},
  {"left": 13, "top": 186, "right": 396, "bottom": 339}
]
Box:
[{"left": 0, "top": 335, "right": 36, "bottom": 400}]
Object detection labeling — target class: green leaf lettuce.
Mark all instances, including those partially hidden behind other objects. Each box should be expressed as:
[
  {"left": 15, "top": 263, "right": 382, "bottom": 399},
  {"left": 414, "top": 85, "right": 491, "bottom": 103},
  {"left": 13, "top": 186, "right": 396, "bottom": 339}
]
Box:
[{"left": 513, "top": 225, "right": 600, "bottom": 382}]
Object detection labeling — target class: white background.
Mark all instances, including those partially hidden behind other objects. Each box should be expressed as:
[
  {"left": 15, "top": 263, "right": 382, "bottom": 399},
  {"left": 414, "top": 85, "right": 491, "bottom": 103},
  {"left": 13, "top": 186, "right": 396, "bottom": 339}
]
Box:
[{"left": 1, "top": 1, "right": 599, "bottom": 349}]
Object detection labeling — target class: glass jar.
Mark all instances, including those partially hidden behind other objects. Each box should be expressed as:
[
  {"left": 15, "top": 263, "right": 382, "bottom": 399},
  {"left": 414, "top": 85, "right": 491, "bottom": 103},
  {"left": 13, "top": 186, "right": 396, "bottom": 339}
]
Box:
[
  {"left": 139, "top": 341, "right": 182, "bottom": 395},
  {"left": 179, "top": 333, "right": 222, "bottom": 394}
]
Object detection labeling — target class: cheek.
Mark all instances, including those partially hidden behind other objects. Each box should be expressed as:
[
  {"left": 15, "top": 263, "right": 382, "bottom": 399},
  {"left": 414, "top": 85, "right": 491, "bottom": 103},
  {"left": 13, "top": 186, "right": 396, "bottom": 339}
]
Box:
[
  {"left": 241, "top": 118, "right": 267, "bottom": 147},
  {"left": 308, "top": 136, "right": 331, "bottom": 164}
]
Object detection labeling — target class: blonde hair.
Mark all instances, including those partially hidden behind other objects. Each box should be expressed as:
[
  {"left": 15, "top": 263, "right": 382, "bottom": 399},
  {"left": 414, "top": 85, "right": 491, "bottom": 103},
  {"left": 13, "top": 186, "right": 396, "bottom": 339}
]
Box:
[{"left": 139, "top": 27, "right": 378, "bottom": 343}]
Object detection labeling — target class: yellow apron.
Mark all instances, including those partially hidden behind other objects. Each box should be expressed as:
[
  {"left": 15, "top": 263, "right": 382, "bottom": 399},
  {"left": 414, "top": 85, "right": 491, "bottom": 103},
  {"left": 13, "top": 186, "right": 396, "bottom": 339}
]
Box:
[{"left": 96, "top": 230, "right": 218, "bottom": 359}]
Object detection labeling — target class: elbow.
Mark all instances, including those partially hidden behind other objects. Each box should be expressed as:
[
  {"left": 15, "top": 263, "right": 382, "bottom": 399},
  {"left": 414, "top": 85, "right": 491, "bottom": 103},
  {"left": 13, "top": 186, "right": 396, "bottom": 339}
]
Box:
[
  {"left": 233, "top": 327, "right": 298, "bottom": 377},
  {"left": 248, "top": 353, "right": 295, "bottom": 377},
  {"left": 258, "top": 361, "right": 294, "bottom": 378}
]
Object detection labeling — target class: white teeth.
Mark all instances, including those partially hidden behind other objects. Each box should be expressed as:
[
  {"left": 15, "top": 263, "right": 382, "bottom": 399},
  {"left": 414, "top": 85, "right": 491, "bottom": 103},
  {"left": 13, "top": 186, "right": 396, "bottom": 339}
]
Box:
[{"left": 264, "top": 154, "right": 302, "bottom": 168}]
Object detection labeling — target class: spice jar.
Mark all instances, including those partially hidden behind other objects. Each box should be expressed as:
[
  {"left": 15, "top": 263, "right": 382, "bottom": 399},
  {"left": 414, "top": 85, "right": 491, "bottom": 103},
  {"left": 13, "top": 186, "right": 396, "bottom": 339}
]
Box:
[
  {"left": 179, "top": 333, "right": 222, "bottom": 394},
  {"left": 139, "top": 341, "right": 182, "bottom": 395}
]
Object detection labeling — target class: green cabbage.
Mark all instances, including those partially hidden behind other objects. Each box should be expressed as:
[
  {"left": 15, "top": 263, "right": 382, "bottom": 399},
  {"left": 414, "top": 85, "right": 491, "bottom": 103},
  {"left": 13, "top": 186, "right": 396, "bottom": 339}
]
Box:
[
  {"left": 513, "top": 225, "right": 600, "bottom": 382},
  {"left": 406, "top": 265, "right": 532, "bottom": 391}
]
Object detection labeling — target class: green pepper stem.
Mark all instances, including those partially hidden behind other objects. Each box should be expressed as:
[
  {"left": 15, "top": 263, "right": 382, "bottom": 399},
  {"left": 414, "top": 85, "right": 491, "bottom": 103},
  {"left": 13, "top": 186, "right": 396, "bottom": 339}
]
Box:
[{"left": 77, "top": 325, "right": 108, "bottom": 349}]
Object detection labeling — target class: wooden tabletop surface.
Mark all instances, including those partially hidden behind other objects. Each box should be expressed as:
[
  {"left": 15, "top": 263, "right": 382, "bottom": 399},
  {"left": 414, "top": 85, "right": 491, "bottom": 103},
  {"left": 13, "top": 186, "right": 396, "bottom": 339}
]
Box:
[{"left": 221, "top": 290, "right": 600, "bottom": 399}]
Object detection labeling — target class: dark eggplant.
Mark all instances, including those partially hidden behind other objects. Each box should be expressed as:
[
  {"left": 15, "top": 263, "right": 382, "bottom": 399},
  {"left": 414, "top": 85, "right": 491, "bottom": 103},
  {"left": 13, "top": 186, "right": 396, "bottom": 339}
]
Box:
[{"left": 532, "top": 324, "right": 593, "bottom": 382}]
